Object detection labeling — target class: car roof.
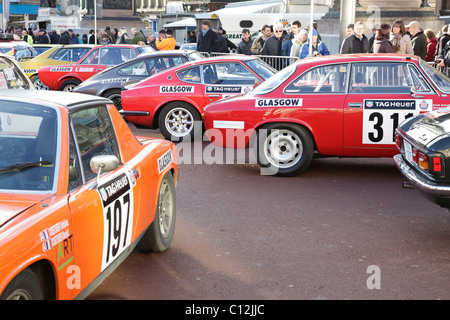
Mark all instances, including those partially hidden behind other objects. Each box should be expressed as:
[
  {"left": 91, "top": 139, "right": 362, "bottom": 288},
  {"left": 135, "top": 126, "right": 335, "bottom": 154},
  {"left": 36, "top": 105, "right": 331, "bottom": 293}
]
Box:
[
  {"left": 0, "top": 90, "right": 109, "bottom": 111},
  {"left": 137, "top": 49, "right": 197, "bottom": 58},
  {"left": 296, "top": 53, "right": 420, "bottom": 65}
]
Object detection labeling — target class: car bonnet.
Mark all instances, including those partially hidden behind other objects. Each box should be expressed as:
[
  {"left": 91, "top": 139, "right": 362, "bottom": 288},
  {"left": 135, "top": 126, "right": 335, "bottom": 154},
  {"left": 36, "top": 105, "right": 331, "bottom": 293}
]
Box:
[{"left": 0, "top": 195, "right": 45, "bottom": 227}]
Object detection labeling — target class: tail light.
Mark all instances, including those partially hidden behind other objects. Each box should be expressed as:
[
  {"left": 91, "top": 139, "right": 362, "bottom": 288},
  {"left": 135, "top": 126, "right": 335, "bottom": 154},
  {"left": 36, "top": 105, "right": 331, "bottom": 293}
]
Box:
[
  {"left": 417, "top": 152, "right": 429, "bottom": 171},
  {"left": 395, "top": 133, "right": 402, "bottom": 151}
]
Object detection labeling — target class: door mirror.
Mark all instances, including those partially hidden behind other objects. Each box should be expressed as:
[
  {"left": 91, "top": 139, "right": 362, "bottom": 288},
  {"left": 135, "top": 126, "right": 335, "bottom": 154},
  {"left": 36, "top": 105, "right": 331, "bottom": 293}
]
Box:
[{"left": 89, "top": 155, "right": 119, "bottom": 190}]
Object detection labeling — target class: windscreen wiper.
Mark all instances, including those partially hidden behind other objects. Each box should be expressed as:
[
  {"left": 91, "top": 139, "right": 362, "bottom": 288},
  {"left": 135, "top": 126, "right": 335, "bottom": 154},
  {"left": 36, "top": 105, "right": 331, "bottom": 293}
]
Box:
[{"left": 0, "top": 160, "right": 53, "bottom": 174}]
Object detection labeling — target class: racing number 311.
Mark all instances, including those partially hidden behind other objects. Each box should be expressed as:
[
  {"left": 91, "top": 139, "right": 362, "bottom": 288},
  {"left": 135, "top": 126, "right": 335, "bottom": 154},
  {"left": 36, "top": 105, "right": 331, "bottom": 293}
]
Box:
[{"left": 364, "top": 111, "right": 415, "bottom": 144}]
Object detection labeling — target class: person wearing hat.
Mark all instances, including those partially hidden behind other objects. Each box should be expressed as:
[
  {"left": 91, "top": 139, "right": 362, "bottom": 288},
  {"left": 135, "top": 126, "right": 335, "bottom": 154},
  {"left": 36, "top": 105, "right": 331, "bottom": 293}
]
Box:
[
  {"left": 156, "top": 29, "right": 176, "bottom": 50},
  {"left": 67, "top": 29, "right": 79, "bottom": 44},
  {"left": 406, "top": 21, "right": 427, "bottom": 60},
  {"left": 130, "top": 28, "right": 145, "bottom": 45},
  {"left": 299, "top": 29, "right": 330, "bottom": 58},
  {"left": 37, "top": 29, "right": 50, "bottom": 44},
  {"left": 340, "top": 21, "right": 370, "bottom": 54}
]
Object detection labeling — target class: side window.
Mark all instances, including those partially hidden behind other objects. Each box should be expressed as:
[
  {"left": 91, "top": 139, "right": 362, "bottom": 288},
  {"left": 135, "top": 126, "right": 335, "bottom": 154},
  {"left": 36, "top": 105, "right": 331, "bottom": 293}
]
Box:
[
  {"left": 71, "top": 106, "right": 120, "bottom": 182},
  {"left": 177, "top": 66, "right": 201, "bottom": 83},
  {"left": 80, "top": 48, "right": 99, "bottom": 65},
  {"left": 213, "top": 62, "right": 258, "bottom": 85},
  {"left": 408, "top": 65, "right": 431, "bottom": 92},
  {"left": 349, "top": 62, "right": 413, "bottom": 94},
  {"left": 147, "top": 57, "right": 167, "bottom": 75},
  {"left": 285, "top": 64, "right": 348, "bottom": 94},
  {"left": 167, "top": 56, "right": 188, "bottom": 67},
  {"left": 52, "top": 48, "right": 69, "bottom": 61},
  {"left": 70, "top": 48, "right": 91, "bottom": 62},
  {"left": 118, "top": 60, "right": 149, "bottom": 76},
  {"left": 68, "top": 129, "right": 82, "bottom": 191}
]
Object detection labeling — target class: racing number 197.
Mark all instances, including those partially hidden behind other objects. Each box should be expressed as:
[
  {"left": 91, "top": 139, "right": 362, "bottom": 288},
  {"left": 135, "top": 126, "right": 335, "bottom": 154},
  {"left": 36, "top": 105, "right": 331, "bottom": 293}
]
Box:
[
  {"left": 365, "top": 111, "right": 415, "bottom": 144},
  {"left": 104, "top": 193, "right": 131, "bottom": 264}
]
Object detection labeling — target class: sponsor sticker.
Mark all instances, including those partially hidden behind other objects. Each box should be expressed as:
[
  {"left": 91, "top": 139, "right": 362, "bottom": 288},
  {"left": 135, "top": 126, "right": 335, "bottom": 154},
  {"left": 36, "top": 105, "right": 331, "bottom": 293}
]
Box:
[
  {"left": 40, "top": 219, "right": 71, "bottom": 253},
  {"left": 101, "top": 77, "right": 130, "bottom": 84},
  {"left": 98, "top": 172, "right": 134, "bottom": 271},
  {"left": 363, "top": 99, "right": 433, "bottom": 145},
  {"left": 50, "top": 67, "right": 73, "bottom": 72},
  {"left": 206, "top": 86, "right": 242, "bottom": 94},
  {"left": 255, "top": 98, "right": 303, "bottom": 108},
  {"left": 158, "top": 149, "right": 173, "bottom": 173},
  {"left": 160, "top": 85, "right": 194, "bottom": 93},
  {"left": 23, "top": 68, "right": 38, "bottom": 74}
]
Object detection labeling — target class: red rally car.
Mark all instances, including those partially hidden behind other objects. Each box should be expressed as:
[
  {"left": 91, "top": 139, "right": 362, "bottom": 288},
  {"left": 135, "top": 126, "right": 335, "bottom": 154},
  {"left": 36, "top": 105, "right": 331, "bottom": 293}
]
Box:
[
  {"left": 203, "top": 54, "right": 450, "bottom": 176},
  {"left": 38, "top": 44, "right": 154, "bottom": 92},
  {"left": 121, "top": 55, "right": 276, "bottom": 141}
]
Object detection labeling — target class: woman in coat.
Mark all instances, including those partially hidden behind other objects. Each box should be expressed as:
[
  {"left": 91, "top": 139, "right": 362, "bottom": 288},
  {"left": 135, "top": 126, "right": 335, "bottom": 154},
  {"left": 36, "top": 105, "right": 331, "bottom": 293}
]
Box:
[
  {"left": 373, "top": 24, "right": 394, "bottom": 53},
  {"left": 390, "top": 20, "right": 414, "bottom": 54}
]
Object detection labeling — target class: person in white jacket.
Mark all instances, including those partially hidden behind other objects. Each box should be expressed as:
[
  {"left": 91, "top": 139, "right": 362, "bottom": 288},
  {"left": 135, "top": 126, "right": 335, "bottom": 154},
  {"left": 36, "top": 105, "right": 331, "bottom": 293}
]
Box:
[{"left": 390, "top": 20, "right": 414, "bottom": 54}]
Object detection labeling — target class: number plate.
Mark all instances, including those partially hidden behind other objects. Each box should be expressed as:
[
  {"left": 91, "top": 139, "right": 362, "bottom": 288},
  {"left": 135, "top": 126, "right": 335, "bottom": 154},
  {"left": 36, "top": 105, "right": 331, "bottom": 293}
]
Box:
[{"left": 404, "top": 140, "right": 413, "bottom": 163}]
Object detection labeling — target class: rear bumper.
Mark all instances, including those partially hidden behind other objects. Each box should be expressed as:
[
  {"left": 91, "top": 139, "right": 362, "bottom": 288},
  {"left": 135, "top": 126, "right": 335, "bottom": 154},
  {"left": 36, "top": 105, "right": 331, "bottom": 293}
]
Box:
[{"left": 394, "top": 154, "right": 450, "bottom": 196}]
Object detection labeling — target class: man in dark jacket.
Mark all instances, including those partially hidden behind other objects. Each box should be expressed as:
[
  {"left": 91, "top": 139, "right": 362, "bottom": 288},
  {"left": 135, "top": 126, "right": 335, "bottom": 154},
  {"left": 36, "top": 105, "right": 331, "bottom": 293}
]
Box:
[
  {"left": 340, "top": 21, "right": 370, "bottom": 54},
  {"left": 261, "top": 23, "right": 284, "bottom": 70},
  {"left": 197, "top": 20, "right": 219, "bottom": 54},
  {"left": 218, "top": 27, "right": 237, "bottom": 53},
  {"left": 237, "top": 29, "right": 253, "bottom": 55},
  {"left": 216, "top": 31, "right": 228, "bottom": 53},
  {"left": 59, "top": 29, "right": 69, "bottom": 44},
  {"left": 435, "top": 24, "right": 450, "bottom": 59},
  {"left": 406, "top": 21, "right": 427, "bottom": 60},
  {"left": 37, "top": 29, "right": 50, "bottom": 44}
]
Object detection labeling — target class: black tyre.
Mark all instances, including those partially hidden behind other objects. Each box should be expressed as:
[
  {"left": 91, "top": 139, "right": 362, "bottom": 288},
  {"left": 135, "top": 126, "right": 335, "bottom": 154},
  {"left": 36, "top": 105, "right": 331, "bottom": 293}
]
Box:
[
  {"left": 31, "top": 75, "right": 49, "bottom": 90},
  {"left": 137, "top": 172, "right": 176, "bottom": 253},
  {"left": 255, "top": 123, "right": 314, "bottom": 176},
  {"left": 158, "top": 102, "right": 201, "bottom": 141},
  {"left": 59, "top": 79, "right": 81, "bottom": 92},
  {"left": 103, "top": 89, "right": 122, "bottom": 110},
  {"left": 0, "top": 268, "right": 44, "bottom": 300}
]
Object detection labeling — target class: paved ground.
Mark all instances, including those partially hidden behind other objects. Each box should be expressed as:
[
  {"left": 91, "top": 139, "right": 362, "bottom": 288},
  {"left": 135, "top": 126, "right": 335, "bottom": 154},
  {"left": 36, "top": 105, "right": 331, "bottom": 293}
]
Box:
[{"left": 88, "top": 125, "right": 450, "bottom": 300}]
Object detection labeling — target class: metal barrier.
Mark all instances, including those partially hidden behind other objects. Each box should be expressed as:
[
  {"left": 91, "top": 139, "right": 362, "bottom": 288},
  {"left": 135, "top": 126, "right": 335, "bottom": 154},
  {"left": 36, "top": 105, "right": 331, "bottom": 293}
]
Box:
[{"left": 200, "top": 51, "right": 299, "bottom": 71}]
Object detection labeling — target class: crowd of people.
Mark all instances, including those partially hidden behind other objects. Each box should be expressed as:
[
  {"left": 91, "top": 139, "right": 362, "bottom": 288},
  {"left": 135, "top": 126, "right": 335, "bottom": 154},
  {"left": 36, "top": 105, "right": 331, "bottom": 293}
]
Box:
[
  {"left": 192, "top": 18, "right": 450, "bottom": 70},
  {"left": 3, "top": 17, "right": 450, "bottom": 70},
  {"left": 0, "top": 25, "right": 177, "bottom": 51}
]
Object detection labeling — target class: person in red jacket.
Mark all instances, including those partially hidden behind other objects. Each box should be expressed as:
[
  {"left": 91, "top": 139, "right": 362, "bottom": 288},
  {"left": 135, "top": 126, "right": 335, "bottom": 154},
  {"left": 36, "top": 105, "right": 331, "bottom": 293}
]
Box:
[{"left": 425, "top": 28, "right": 437, "bottom": 62}]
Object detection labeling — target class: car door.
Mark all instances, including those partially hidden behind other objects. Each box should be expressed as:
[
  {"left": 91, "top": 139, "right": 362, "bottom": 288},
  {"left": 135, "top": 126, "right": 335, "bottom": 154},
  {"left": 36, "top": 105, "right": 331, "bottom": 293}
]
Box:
[
  {"left": 68, "top": 105, "right": 137, "bottom": 297},
  {"left": 343, "top": 62, "right": 435, "bottom": 156},
  {"left": 201, "top": 62, "right": 258, "bottom": 105},
  {"left": 283, "top": 63, "right": 349, "bottom": 155}
]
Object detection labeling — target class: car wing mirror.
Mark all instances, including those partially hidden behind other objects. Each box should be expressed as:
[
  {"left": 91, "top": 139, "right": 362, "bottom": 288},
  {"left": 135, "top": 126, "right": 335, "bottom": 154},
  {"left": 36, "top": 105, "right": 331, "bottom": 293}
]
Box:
[
  {"left": 89, "top": 155, "right": 119, "bottom": 190},
  {"left": 410, "top": 86, "right": 424, "bottom": 99}
]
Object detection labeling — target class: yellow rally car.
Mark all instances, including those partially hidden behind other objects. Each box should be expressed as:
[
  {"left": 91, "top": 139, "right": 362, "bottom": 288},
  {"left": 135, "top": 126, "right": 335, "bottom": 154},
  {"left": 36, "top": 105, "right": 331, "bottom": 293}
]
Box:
[{"left": 19, "top": 44, "right": 94, "bottom": 90}]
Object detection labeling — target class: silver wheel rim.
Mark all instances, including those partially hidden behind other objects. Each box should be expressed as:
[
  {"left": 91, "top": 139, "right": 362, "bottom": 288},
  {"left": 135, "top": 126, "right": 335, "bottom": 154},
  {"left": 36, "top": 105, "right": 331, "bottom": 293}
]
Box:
[
  {"left": 165, "top": 107, "right": 194, "bottom": 138},
  {"left": 158, "top": 179, "right": 174, "bottom": 238},
  {"left": 33, "top": 78, "right": 49, "bottom": 90},
  {"left": 6, "top": 289, "right": 32, "bottom": 300},
  {"left": 263, "top": 129, "right": 303, "bottom": 168},
  {"left": 63, "top": 84, "right": 77, "bottom": 92}
]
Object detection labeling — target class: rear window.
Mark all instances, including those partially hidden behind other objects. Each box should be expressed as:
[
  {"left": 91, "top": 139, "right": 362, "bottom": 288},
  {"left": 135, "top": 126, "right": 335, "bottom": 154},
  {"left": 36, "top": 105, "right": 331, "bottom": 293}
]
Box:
[{"left": 0, "top": 56, "right": 31, "bottom": 89}]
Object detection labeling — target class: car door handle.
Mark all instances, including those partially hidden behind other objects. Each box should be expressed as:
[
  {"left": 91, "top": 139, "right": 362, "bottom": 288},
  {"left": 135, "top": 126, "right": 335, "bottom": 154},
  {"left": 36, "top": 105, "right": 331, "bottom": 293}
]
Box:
[
  {"left": 208, "top": 94, "right": 221, "bottom": 98},
  {"left": 348, "top": 102, "right": 362, "bottom": 108}
]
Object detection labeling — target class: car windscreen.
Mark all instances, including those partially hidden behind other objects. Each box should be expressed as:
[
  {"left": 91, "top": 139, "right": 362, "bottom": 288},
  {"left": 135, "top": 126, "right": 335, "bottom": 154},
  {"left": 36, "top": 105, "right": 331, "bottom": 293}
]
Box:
[
  {"left": 250, "top": 63, "right": 296, "bottom": 95},
  {"left": 137, "top": 46, "right": 154, "bottom": 54},
  {"left": 0, "top": 56, "right": 31, "bottom": 89},
  {"left": 420, "top": 59, "right": 450, "bottom": 93},
  {"left": 0, "top": 102, "right": 58, "bottom": 192},
  {"left": 244, "top": 58, "right": 277, "bottom": 81}
]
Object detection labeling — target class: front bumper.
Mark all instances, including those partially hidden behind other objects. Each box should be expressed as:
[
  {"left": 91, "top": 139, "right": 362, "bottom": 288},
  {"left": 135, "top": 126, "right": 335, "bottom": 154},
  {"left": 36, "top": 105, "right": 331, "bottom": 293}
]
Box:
[{"left": 394, "top": 154, "right": 450, "bottom": 196}]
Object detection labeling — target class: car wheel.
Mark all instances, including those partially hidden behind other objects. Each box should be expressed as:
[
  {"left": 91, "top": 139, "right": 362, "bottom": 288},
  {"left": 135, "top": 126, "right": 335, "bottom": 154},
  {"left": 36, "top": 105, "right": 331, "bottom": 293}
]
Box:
[
  {"left": 255, "top": 123, "right": 314, "bottom": 177},
  {"left": 137, "top": 172, "right": 176, "bottom": 253},
  {"left": 31, "top": 75, "right": 49, "bottom": 90},
  {"left": 59, "top": 79, "right": 81, "bottom": 92},
  {"left": 103, "top": 89, "right": 122, "bottom": 110},
  {"left": 0, "top": 268, "right": 44, "bottom": 300},
  {"left": 158, "top": 102, "right": 201, "bottom": 141}
]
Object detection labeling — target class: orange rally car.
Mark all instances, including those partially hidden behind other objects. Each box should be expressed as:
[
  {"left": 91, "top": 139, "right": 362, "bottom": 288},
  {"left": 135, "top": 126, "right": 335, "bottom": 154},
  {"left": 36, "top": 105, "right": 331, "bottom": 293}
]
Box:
[{"left": 0, "top": 91, "right": 178, "bottom": 300}]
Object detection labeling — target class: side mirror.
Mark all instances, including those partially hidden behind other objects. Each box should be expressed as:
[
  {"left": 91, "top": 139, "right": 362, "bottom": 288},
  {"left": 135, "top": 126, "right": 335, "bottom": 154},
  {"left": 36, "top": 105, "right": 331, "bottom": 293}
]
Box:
[
  {"left": 410, "top": 86, "right": 424, "bottom": 99},
  {"left": 89, "top": 155, "right": 119, "bottom": 190}
]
